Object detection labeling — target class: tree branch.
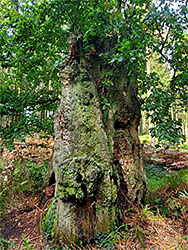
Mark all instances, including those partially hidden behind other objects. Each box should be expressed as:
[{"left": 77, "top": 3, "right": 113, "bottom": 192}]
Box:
[{"left": 159, "top": 25, "right": 172, "bottom": 54}]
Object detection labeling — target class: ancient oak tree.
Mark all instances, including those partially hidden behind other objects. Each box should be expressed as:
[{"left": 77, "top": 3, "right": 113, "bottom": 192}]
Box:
[
  {"left": 43, "top": 3, "right": 146, "bottom": 242},
  {"left": 1, "top": 0, "right": 187, "bottom": 246}
]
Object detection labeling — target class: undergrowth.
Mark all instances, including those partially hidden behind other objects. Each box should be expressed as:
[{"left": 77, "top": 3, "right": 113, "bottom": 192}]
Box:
[
  {"left": 146, "top": 164, "right": 188, "bottom": 191},
  {"left": 1, "top": 143, "right": 188, "bottom": 249},
  {"left": 0, "top": 159, "right": 48, "bottom": 213},
  {"left": 145, "top": 164, "right": 188, "bottom": 218}
]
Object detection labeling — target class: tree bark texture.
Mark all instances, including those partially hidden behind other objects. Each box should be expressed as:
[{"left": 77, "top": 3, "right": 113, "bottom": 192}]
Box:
[{"left": 42, "top": 36, "right": 146, "bottom": 245}]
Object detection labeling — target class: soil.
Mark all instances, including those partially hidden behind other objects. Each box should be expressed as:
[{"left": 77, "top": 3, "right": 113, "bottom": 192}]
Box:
[{"left": 0, "top": 193, "right": 50, "bottom": 250}]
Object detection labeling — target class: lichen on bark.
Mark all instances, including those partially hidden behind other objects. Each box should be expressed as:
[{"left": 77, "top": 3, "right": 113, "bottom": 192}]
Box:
[
  {"left": 51, "top": 62, "right": 119, "bottom": 243},
  {"left": 42, "top": 37, "right": 146, "bottom": 245}
]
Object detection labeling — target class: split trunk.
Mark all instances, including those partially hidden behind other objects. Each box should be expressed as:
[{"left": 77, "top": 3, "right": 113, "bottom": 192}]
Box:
[{"left": 42, "top": 36, "right": 146, "bottom": 245}]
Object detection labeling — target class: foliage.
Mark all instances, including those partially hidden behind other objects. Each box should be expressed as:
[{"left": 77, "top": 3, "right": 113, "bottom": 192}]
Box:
[
  {"left": 0, "top": 236, "right": 17, "bottom": 250},
  {"left": 0, "top": 137, "right": 51, "bottom": 212},
  {"left": 139, "top": 133, "right": 152, "bottom": 144},
  {"left": 0, "top": 234, "right": 37, "bottom": 250},
  {"left": 179, "top": 189, "right": 188, "bottom": 198},
  {"left": 19, "top": 234, "right": 36, "bottom": 250},
  {"left": 42, "top": 197, "right": 57, "bottom": 243},
  {"left": 14, "top": 160, "right": 48, "bottom": 192},
  {"left": 146, "top": 163, "right": 171, "bottom": 190},
  {"left": 146, "top": 164, "right": 188, "bottom": 191},
  {"left": 0, "top": 0, "right": 61, "bottom": 144},
  {"left": 166, "top": 169, "right": 188, "bottom": 190},
  {"left": 98, "top": 223, "right": 129, "bottom": 248},
  {"left": 0, "top": 160, "right": 48, "bottom": 213},
  {"left": 143, "top": 81, "right": 185, "bottom": 144},
  {"left": 145, "top": 163, "right": 188, "bottom": 219},
  {"left": 0, "top": 0, "right": 187, "bottom": 144}
]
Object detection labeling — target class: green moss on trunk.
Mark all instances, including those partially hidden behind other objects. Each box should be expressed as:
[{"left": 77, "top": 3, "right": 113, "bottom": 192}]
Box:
[
  {"left": 42, "top": 38, "right": 146, "bottom": 245},
  {"left": 50, "top": 62, "right": 119, "bottom": 243}
]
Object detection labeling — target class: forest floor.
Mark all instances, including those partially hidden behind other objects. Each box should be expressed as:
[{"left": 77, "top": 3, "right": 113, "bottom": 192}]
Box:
[{"left": 0, "top": 137, "right": 188, "bottom": 249}]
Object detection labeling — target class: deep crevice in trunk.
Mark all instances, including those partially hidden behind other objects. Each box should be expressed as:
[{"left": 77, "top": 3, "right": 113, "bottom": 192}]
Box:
[{"left": 42, "top": 34, "right": 146, "bottom": 245}]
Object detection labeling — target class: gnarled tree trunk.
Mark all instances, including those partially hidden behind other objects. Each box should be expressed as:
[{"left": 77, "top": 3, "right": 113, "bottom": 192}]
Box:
[{"left": 42, "top": 36, "right": 146, "bottom": 245}]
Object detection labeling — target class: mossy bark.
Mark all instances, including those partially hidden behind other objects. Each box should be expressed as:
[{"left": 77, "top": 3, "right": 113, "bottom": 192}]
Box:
[
  {"left": 42, "top": 36, "right": 146, "bottom": 245},
  {"left": 52, "top": 62, "right": 118, "bottom": 244}
]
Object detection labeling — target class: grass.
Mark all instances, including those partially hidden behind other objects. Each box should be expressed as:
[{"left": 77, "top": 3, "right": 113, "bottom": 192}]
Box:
[
  {"left": 146, "top": 164, "right": 171, "bottom": 190},
  {"left": 146, "top": 164, "right": 188, "bottom": 191}
]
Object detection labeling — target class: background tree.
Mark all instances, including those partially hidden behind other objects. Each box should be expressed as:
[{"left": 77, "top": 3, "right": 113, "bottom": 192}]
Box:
[
  {"left": 0, "top": 0, "right": 187, "bottom": 245},
  {"left": 141, "top": 0, "right": 188, "bottom": 144},
  {"left": 0, "top": 0, "right": 61, "bottom": 147}
]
